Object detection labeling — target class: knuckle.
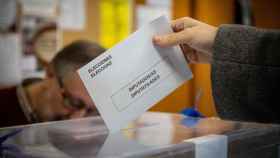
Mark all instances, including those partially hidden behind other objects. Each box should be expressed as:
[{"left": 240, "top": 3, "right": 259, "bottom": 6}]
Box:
[
  {"left": 182, "top": 29, "right": 193, "bottom": 43},
  {"left": 182, "top": 17, "right": 191, "bottom": 21}
]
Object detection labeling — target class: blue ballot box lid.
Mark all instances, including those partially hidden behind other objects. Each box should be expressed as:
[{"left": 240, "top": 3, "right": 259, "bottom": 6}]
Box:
[{"left": 0, "top": 112, "right": 280, "bottom": 158}]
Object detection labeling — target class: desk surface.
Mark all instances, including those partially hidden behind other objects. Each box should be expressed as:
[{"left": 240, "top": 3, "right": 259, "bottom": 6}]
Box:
[{"left": 1, "top": 112, "right": 280, "bottom": 158}]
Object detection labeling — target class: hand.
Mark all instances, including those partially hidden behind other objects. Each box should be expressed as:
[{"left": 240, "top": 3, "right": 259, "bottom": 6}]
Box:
[{"left": 153, "top": 17, "right": 218, "bottom": 63}]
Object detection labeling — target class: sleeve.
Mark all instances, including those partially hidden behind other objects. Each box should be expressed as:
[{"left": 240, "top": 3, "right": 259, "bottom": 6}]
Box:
[{"left": 211, "top": 24, "right": 280, "bottom": 123}]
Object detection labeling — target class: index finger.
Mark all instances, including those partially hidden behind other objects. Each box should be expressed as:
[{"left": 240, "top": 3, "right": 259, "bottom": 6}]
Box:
[
  {"left": 153, "top": 29, "right": 191, "bottom": 47},
  {"left": 171, "top": 17, "right": 200, "bottom": 31}
]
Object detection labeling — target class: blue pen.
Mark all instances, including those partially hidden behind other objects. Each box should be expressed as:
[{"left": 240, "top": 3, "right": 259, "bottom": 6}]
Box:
[
  {"left": 180, "top": 88, "right": 204, "bottom": 127},
  {"left": 181, "top": 88, "right": 204, "bottom": 118}
]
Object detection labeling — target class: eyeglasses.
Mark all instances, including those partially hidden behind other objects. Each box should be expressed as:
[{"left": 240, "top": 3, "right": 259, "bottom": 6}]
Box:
[
  {"left": 57, "top": 77, "right": 98, "bottom": 117},
  {"left": 57, "top": 77, "right": 86, "bottom": 110},
  {"left": 62, "top": 91, "right": 86, "bottom": 110}
]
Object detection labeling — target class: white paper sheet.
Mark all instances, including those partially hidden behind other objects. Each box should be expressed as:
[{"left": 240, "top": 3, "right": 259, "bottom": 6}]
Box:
[
  {"left": 78, "top": 16, "right": 192, "bottom": 132},
  {"left": 21, "top": 0, "right": 57, "bottom": 17},
  {"left": 59, "top": 0, "right": 85, "bottom": 30},
  {"left": 0, "top": 34, "right": 22, "bottom": 86}
]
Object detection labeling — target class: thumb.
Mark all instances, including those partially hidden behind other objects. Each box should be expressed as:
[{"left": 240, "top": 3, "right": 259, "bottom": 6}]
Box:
[{"left": 153, "top": 29, "right": 192, "bottom": 47}]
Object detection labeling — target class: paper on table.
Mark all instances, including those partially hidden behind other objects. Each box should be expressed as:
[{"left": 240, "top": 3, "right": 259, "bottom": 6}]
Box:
[{"left": 78, "top": 16, "right": 192, "bottom": 132}]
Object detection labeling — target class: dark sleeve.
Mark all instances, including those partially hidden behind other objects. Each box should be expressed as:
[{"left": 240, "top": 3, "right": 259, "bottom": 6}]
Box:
[
  {"left": 211, "top": 24, "right": 280, "bottom": 124},
  {"left": 0, "top": 87, "right": 29, "bottom": 128}
]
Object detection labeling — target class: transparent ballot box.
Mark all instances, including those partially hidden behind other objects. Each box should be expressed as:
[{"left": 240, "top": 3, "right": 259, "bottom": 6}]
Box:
[{"left": 1, "top": 112, "right": 280, "bottom": 158}]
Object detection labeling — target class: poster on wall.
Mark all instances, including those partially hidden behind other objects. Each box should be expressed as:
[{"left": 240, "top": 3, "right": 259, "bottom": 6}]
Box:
[
  {"left": 99, "top": 0, "right": 132, "bottom": 48},
  {"left": 0, "top": 34, "right": 22, "bottom": 86},
  {"left": 21, "top": 0, "right": 61, "bottom": 73},
  {"left": 59, "top": 0, "right": 86, "bottom": 30},
  {"left": 19, "top": 0, "right": 62, "bottom": 78}
]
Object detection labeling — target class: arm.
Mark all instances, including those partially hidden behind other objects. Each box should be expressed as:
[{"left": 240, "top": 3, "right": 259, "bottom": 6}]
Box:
[
  {"left": 214, "top": 24, "right": 280, "bottom": 66},
  {"left": 212, "top": 25, "right": 280, "bottom": 123},
  {"left": 153, "top": 18, "right": 280, "bottom": 123}
]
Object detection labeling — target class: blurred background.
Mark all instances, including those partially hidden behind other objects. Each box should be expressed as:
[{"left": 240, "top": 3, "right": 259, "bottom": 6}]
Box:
[{"left": 1, "top": 0, "right": 280, "bottom": 117}]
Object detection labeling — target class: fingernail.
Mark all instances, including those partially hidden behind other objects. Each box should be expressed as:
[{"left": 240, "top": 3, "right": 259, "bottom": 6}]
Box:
[{"left": 153, "top": 36, "right": 161, "bottom": 43}]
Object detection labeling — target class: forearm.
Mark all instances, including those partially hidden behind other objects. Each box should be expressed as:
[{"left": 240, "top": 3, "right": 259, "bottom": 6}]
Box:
[
  {"left": 213, "top": 24, "right": 280, "bottom": 66},
  {"left": 211, "top": 25, "right": 280, "bottom": 123}
]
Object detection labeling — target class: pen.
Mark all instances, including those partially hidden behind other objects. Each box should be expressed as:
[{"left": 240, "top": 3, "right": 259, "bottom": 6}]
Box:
[{"left": 181, "top": 88, "right": 204, "bottom": 118}]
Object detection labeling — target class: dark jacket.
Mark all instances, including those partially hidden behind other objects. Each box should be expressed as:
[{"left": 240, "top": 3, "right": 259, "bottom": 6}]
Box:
[
  {"left": 0, "top": 79, "right": 42, "bottom": 128},
  {"left": 212, "top": 24, "right": 280, "bottom": 123},
  {"left": 0, "top": 87, "right": 28, "bottom": 127}
]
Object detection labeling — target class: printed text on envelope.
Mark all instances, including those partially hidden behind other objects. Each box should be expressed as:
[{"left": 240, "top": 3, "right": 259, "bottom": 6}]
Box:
[{"left": 111, "top": 56, "right": 174, "bottom": 111}]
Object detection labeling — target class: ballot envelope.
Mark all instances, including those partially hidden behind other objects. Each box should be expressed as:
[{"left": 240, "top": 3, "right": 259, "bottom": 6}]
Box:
[{"left": 0, "top": 112, "right": 280, "bottom": 158}]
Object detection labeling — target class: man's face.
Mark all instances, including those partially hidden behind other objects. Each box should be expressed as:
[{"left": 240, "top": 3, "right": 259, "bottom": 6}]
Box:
[{"left": 60, "top": 72, "right": 99, "bottom": 116}]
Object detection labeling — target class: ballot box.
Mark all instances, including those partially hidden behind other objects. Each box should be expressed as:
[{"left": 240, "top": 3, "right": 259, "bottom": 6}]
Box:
[{"left": 1, "top": 112, "right": 280, "bottom": 158}]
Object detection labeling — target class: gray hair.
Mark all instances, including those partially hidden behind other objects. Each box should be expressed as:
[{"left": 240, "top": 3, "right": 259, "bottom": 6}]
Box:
[{"left": 52, "top": 40, "right": 106, "bottom": 83}]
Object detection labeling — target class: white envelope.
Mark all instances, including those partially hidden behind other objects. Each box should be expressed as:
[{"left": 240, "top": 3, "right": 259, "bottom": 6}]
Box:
[{"left": 78, "top": 16, "right": 192, "bottom": 132}]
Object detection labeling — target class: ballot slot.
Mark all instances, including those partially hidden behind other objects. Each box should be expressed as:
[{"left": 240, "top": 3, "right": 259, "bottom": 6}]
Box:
[{"left": 111, "top": 56, "right": 174, "bottom": 112}]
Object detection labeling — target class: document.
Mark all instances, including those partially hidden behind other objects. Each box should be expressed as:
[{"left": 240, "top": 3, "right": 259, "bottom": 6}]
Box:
[{"left": 78, "top": 16, "right": 192, "bottom": 132}]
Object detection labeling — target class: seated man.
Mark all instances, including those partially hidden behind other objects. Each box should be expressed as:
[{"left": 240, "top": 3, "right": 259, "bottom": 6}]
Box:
[{"left": 0, "top": 40, "right": 106, "bottom": 127}]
